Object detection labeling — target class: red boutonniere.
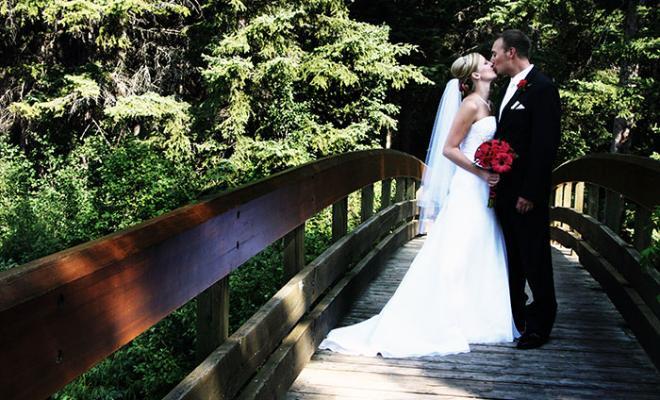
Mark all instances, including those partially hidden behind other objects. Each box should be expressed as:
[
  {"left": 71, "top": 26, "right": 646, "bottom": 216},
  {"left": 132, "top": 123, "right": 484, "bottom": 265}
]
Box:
[{"left": 517, "top": 79, "right": 529, "bottom": 91}]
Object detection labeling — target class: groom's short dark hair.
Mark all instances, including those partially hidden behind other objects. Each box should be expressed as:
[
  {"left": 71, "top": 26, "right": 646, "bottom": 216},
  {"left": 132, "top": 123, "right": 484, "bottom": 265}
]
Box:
[{"left": 499, "top": 29, "right": 532, "bottom": 59}]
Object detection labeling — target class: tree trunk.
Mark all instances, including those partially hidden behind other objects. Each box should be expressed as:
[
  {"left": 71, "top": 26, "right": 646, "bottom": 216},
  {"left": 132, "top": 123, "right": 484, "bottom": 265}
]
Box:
[{"left": 610, "top": 0, "right": 639, "bottom": 154}]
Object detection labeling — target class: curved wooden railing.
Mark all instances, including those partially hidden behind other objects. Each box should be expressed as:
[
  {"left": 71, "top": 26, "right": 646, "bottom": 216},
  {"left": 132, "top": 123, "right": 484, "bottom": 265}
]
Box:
[
  {"left": 0, "top": 149, "right": 424, "bottom": 400},
  {"left": 550, "top": 153, "right": 660, "bottom": 367}
]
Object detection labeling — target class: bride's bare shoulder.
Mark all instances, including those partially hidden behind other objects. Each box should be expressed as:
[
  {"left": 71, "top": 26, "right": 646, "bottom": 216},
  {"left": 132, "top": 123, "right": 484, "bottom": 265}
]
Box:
[{"left": 458, "top": 96, "right": 480, "bottom": 115}]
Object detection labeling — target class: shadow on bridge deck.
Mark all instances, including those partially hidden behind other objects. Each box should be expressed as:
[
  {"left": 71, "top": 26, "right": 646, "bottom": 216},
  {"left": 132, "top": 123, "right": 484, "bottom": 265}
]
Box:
[{"left": 287, "top": 237, "right": 660, "bottom": 399}]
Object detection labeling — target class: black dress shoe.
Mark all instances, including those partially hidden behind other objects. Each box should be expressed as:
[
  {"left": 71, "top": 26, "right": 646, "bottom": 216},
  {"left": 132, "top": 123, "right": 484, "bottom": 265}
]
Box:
[{"left": 516, "top": 332, "right": 548, "bottom": 350}]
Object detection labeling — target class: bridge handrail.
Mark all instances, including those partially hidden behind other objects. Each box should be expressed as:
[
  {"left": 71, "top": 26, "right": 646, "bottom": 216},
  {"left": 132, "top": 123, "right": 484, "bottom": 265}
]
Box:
[
  {"left": 551, "top": 153, "right": 660, "bottom": 210},
  {"left": 0, "top": 149, "right": 424, "bottom": 400},
  {"left": 549, "top": 153, "right": 660, "bottom": 368}
]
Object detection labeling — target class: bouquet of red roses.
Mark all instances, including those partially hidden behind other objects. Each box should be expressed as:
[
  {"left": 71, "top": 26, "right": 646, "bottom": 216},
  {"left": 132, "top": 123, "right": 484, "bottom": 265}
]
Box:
[{"left": 474, "top": 139, "right": 517, "bottom": 207}]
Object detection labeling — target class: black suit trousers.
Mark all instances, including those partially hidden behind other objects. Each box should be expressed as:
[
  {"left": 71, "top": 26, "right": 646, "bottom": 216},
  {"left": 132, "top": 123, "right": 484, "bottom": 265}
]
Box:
[{"left": 495, "top": 201, "right": 557, "bottom": 337}]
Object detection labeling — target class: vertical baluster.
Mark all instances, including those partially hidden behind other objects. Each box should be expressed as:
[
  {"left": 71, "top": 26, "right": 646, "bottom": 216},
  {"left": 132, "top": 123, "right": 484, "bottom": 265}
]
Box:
[
  {"left": 585, "top": 183, "right": 599, "bottom": 218},
  {"left": 574, "top": 182, "right": 585, "bottom": 213},
  {"left": 562, "top": 182, "right": 573, "bottom": 209},
  {"left": 405, "top": 178, "right": 415, "bottom": 200},
  {"left": 554, "top": 184, "right": 564, "bottom": 208},
  {"left": 196, "top": 276, "right": 229, "bottom": 361},
  {"left": 633, "top": 205, "right": 652, "bottom": 252},
  {"left": 604, "top": 190, "right": 624, "bottom": 233},
  {"left": 283, "top": 223, "right": 305, "bottom": 281},
  {"left": 360, "top": 184, "right": 374, "bottom": 222},
  {"left": 395, "top": 177, "right": 406, "bottom": 203},
  {"left": 332, "top": 197, "right": 348, "bottom": 242},
  {"left": 380, "top": 179, "right": 392, "bottom": 210}
]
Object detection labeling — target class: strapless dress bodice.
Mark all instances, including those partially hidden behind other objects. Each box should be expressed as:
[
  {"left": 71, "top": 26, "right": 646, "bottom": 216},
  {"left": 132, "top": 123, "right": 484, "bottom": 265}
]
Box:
[{"left": 460, "top": 116, "right": 496, "bottom": 161}]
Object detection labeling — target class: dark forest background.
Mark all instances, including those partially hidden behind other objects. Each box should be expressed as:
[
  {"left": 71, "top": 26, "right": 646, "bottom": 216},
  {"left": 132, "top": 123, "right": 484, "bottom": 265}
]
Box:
[{"left": 0, "top": 0, "right": 657, "bottom": 398}]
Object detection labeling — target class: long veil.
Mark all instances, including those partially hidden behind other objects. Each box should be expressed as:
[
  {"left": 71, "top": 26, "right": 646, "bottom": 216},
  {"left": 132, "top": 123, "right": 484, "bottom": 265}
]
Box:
[{"left": 417, "top": 78, "right": 462, "bottom": 233}]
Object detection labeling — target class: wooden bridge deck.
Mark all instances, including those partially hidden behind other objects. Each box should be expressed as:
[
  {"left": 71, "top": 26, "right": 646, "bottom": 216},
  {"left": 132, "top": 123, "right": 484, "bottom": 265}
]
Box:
[{"left": 286, "top": 237, "right": 660, "bottom": 399}]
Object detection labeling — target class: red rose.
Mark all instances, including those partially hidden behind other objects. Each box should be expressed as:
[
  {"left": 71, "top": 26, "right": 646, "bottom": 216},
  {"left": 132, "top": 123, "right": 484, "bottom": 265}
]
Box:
[
  {"left": 517, "top": 79, "right": 528, "bottom": 89},
  {"left": 492, "top": 152, "right": 514, "bottom": 173}
]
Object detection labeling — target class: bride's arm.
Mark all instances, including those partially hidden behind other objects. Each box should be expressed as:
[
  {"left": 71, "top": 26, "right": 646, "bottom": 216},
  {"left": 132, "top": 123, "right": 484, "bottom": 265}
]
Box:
[{"left": 442, "top": 100, "right": 499, "bottom": 186}]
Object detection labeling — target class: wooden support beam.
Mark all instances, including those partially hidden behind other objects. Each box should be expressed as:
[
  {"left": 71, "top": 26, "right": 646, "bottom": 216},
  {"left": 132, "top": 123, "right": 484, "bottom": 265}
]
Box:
[
  {"left": 283, "top": 224, "right": 305, "bottom": 281},
  {"left": 196, "top": 277, "right": 230, "bottom": 361}
]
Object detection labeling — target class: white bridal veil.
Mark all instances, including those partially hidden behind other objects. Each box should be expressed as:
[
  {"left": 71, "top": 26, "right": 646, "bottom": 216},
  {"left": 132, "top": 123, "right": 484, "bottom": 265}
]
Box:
[{"left": 418, "top": 78, "right": 462, "bottom": 233}]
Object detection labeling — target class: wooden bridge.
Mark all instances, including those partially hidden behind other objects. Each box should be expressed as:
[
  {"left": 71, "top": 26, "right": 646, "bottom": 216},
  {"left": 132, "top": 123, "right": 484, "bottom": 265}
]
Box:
[{"left": 1, "top": 150, "right": 659, "bottom": 399}]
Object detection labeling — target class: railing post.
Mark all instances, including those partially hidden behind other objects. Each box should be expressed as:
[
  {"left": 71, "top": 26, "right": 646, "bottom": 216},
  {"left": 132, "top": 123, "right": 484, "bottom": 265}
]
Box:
[
  {"left": 405, "top": 178, "right": 415, "bottom": 200},
  {"left": 380, "top": 179, "right": 392, "bottom": 210},
  {"left": 360, "top": 185, "right": 374, "bottom": 222},
  {"left": 332, "top": 197, "right": 348, "bottom": 242},
  {"left": 395, "top": 177, "right": 405, "bottom": 203},
  {"left": 562, "top": 182, "right": 573, "bottom": 209},
  {"left": 633, "top": 206, "right": 653, "bottom": 252},
  {"left": 585, "top": 183, "right": 599, "bottom": 217},
  {"left": 196, "top": 276, "right": 229, "bottom": 361},
  {"left": 283, "top": 223, "right": 305, "bottom": 281},
  {"left": 574, "top": 182, "right": 585, "bottom": 213},
  {"left": 604, "top": 190, "right": 624, "bottom": 233},
  {"left": 554, "top": 184, "right": 563, "bottom": 208}
]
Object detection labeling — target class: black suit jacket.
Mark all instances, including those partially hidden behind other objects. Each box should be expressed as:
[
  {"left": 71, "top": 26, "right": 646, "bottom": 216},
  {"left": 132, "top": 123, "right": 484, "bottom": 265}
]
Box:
[{"left": 494, "top": 67, "right": 562, "bottom": 208}]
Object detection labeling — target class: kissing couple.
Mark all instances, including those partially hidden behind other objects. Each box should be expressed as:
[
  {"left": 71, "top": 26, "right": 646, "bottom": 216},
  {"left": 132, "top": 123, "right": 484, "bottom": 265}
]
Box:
[{"left": 320, "top": 29, "right": 562, "bottom": 356}]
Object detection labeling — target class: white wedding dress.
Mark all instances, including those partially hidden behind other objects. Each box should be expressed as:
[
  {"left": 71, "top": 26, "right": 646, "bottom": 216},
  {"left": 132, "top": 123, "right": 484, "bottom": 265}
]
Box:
[{"left": 319, "top": 116, "right": 518, "bottom": 358}]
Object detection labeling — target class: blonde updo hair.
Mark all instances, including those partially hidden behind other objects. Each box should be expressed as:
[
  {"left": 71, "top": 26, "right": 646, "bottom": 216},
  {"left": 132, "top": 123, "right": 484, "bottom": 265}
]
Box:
[
  {"left": 450, "top": 53, "right": 482, "bottom": 94},
  {"left": 451, "top": 53, "right": 481, "bottom": 80}
]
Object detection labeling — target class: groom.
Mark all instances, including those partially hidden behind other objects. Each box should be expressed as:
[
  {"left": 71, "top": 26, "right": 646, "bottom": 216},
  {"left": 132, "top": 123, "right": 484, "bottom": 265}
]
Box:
[{"left": 490, "top": 29, "right": 562, "bottom": 349}]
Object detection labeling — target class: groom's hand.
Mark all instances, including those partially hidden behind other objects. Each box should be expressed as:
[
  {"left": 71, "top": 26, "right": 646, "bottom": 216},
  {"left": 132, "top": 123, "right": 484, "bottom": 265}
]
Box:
[{"left": 516, "top": 197, "right": 534, "bottom": 214}]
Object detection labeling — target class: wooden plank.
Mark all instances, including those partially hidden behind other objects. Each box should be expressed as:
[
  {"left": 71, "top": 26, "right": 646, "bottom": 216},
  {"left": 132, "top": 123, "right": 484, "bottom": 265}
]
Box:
[
  {"left": 301, "top": 360, "right": 660, "bottom": 394},
  {"left": 0, "top": 150, "right": 425, "bottom": 400},
  {"left": 291, "top": 367, "right": 659, "bottom": 400},
  {"left": 164, "top": 202, "right": 418, "bottom": 400},
  {"left": 236, "top": 221, "right": 419, "bottom": 400},
  {"left": 283, "top": 224, "right": 305, "bottom": 281},
  {"left": 551, "top": 228, "right": 660, "bottom": 369},
  {"left": 196, "top": 277, "right": 230, "bottom": 361}
]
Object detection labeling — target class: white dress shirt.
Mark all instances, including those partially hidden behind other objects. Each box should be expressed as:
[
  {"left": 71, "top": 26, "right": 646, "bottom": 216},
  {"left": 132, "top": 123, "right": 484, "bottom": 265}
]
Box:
[{"left": 499, "top": 64, "right": 534, "bottom": 120}]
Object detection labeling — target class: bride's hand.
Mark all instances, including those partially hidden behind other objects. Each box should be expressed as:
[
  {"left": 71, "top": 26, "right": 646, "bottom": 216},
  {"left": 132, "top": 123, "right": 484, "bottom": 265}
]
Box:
[{"left": 481, "top": 171, "right": 500, "bottom": 187}]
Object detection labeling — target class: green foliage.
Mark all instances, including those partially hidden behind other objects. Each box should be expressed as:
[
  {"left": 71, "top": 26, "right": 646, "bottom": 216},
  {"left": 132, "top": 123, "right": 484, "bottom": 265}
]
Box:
[
  {"left": 104, "top": 93, "right": 195, "bottom": 161},
  {"left": 640, "top": 206, "right": 660, "bottom": 272},
  {"left": 202, "top": 1, "right": 431, "bottom": 180},
  {"left": 1, "top": 1, "right": 428, "bottom": 398}
]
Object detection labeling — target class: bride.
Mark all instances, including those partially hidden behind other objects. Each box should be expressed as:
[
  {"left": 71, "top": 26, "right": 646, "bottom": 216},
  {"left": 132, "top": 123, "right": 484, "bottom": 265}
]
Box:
[{"left": 319, "top": 53, "right": 519, "bottom": 358}]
